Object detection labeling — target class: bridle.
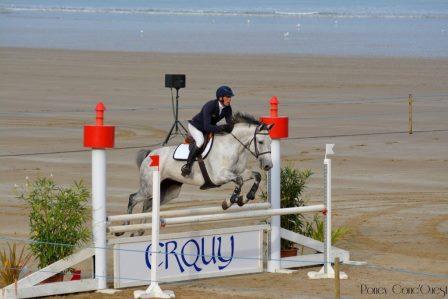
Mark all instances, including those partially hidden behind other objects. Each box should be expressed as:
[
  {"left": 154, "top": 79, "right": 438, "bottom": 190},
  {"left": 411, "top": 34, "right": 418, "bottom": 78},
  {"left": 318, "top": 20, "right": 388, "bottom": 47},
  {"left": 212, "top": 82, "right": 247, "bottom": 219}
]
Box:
[{"left": 230, "top": 124, "right": 271, "bottom": 159}]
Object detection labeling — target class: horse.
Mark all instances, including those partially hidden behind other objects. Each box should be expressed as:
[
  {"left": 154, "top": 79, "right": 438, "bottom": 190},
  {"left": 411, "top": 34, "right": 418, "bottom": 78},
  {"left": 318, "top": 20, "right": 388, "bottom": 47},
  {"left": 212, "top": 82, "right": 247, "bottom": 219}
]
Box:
[{"left": 115, "top": 112, "right": 273, "bottom": 236}]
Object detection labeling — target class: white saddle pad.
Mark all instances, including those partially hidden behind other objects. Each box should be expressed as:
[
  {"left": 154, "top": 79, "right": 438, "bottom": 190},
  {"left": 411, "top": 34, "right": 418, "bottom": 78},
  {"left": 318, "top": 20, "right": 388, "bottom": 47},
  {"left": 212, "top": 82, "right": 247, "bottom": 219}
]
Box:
[{"left": 173, "top": 138, "right": 213, "bottom": 161}]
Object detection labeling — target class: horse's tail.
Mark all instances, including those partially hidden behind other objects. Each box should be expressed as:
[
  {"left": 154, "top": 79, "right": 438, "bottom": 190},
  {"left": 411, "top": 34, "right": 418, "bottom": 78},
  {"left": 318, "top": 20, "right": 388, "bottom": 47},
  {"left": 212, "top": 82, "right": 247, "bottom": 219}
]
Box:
[{"left": 136, "top": 149, "right": 152, "bottom": 168}]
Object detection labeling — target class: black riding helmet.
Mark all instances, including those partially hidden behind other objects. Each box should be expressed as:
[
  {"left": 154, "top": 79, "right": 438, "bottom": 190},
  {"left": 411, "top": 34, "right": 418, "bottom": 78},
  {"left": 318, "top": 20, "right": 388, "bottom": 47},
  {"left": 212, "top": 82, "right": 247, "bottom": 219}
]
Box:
[{"left": 216, "top": 86, "right": 234, "bottom": 99}]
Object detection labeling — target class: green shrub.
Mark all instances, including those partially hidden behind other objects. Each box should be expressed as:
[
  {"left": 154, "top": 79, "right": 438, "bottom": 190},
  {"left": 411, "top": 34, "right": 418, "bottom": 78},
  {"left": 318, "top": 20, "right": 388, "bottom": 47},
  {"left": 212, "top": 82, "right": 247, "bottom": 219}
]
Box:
[
  {"left": 261, "top": 165, "right": 349, "bottom": 250},
  {"left": 261, "top": 165, "right": 313, "bottom": 249},
  {"left": 303, "top": 215, "right": 349, "bottom": 245},
  {"left": 279, "top": 167, "right": 313, "bottom": 249},
  {"left": 16, "top": 177, "right": 90, "bottom": 269}
]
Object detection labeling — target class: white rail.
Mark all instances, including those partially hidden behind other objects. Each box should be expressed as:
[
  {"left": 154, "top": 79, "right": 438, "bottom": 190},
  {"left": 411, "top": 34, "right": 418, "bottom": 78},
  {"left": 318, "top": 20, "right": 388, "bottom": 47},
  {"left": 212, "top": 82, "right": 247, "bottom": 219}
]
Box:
[
  {"left": 107, "top": 204, "right": 324, "bottom": 234},
  {"left": 107, "top": 202, "right": 271, "bottom": 222},
  {"left": 162, "top": 205, "right": 325, "bottom": 226}
]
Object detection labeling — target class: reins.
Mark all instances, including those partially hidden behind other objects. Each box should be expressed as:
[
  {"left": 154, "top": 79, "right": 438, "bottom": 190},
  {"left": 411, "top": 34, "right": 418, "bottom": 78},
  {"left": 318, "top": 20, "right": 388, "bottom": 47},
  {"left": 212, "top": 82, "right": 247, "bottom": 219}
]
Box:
[{"left": 230, "top": 125, "right": 271, "bottom": 158}]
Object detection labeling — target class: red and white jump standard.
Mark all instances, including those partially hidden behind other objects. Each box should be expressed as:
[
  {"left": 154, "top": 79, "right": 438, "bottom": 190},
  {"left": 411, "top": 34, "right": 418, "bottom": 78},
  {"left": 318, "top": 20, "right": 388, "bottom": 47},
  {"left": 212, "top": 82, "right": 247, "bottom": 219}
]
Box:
[
  {"left": 260, "top": 96, "right": 289, "bottom": 272},
  {"left": 83, "top": 102, "right": 115, "bottom": 290}
]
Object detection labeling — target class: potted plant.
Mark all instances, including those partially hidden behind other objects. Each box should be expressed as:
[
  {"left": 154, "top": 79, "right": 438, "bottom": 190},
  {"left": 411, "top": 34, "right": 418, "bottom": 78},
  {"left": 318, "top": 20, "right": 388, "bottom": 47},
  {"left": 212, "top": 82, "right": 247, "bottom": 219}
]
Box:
[
  {"left": 261, "top": 165, "right": 349, "bottom": 257},
  {"left": 303, "top": 215, "right": 349, "bottom": 248},
  {"left": 0, "top": 243, "right": 32, "bottom": 287},
  {"left": 16, "top": 176, "right": 90, "bottom": 282},
  {"left": 261, "top": 165, "right": 313, "bottom": 256},
  {"left": 278, "top": 166, "right": 313, "bottom": 256}
]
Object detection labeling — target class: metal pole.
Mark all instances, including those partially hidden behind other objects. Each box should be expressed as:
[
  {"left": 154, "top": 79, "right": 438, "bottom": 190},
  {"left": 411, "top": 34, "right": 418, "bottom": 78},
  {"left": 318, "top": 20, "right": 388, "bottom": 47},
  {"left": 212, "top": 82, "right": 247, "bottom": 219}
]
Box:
[
  {"left": 308, "top": 144, "right": 348, "bottom": 280},
  {"left": 268, "top": 140, "right": 281, "bottom": 272},
  {"left": 148, "top": 166, "right": 162, "bottom": 294},
  {"left": 408, "top": 94, "right": 413, "bottom": 134},
  {"left": 134, "top": 156, "right": 174, "bottom": 298},
  {"left": 174, "top": 89, "right": 180, "bottom": 133},
  {"left": 267, "top": 170, "right": 272, "bottom": 269},
  {"left": 323, "top": 157, "right": 332, "bottom": 275},
  {"left": 92, "top": 149, "right": 107, "bottom": 290}
]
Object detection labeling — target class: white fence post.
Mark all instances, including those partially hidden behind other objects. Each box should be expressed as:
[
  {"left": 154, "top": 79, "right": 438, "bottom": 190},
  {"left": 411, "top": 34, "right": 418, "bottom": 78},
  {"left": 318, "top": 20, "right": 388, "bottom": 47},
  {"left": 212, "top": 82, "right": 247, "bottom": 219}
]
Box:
[
  {"left": 134, "top": 155, "right": 175, "bottom": 299},
  {"left": 260, "top": 96, "right": 289, "bottom": 273},
  {"left": 268, "top": 139, "right": 281, "bottom": 272},
  {"left": 92, "top": 149, "right": 107, "bottom": 290},
  {"left": 83, "top": 102, "right": 115, "bottom": 290},
  {"left": 308, "top": 144, "right": 347, "bottom": 279}
]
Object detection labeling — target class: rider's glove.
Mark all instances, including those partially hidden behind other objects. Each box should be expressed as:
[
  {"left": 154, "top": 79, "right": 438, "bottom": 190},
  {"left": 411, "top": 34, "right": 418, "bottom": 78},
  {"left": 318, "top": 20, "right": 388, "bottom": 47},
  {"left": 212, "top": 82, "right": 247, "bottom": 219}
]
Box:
[{"left": 220, "top": 124, "right": 234, "bottom": 133}]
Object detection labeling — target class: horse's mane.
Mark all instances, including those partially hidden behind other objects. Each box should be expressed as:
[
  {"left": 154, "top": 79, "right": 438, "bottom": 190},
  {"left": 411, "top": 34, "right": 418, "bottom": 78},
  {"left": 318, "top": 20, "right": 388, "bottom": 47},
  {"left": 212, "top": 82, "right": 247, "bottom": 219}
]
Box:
[{"left": 231, "top": 112, "right": 262, "bottom": 126}]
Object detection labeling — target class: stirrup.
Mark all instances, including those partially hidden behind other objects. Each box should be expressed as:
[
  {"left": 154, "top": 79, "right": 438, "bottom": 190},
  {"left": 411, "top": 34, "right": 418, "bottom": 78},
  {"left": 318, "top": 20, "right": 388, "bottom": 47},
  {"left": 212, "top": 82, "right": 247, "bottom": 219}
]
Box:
[{"left": 181, "top": 164, "right": 192, "bottom": 177}]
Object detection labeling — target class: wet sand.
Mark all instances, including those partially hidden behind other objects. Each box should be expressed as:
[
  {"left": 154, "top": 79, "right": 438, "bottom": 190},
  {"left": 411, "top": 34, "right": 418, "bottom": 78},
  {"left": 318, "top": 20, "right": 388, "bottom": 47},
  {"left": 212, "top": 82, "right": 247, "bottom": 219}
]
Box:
[{"left": 0, "top": 47, "right": 447, "bottom": 298}]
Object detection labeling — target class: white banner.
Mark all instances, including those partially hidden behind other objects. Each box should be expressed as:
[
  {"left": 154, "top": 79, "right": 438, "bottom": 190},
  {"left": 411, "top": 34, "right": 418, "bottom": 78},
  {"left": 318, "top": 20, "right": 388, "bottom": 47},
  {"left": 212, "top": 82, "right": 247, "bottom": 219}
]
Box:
[{"left": 112, "top": 225, "right": 265, "bottom": 288}]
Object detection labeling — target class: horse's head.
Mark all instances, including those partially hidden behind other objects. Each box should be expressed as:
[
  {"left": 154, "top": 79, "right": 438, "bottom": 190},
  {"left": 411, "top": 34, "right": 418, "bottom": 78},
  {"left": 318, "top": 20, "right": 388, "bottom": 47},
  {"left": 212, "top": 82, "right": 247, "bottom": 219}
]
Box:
[
  {"left": 254, "top": 123, "right": 274, "bottom": 171},
  {"left": 231, "top": 112, "right": 273, "bottom": 171}
]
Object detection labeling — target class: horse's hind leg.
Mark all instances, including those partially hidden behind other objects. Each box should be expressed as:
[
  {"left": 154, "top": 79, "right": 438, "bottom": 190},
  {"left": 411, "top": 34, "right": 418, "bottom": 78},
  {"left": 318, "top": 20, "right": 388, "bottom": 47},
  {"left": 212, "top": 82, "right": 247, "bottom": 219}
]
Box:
[
  {"left": 114, "top": 190, "right": 146, "bottom": 237},
  {"left": 133, "top": 179, "right": 183, "bottom": 237},
  {"left": 131, "top": 195, "right": 152, "bottom": 237}
]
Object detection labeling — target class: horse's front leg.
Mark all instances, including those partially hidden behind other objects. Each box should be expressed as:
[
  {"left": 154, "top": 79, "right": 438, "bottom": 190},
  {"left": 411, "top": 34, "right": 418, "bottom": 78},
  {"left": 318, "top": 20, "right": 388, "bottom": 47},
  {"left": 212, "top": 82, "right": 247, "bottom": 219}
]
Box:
[
  {"left": 242, "top": 171, "right": 261, "bottom": 206},
  {"left": 222, "top": 175, "right": 244, "bottom": 210},
  {"left": 237, "top": 170, "right": 262, "bottom": 206},
  {"left": 114, "top": 192, "right": 138, "bottom": 237}
]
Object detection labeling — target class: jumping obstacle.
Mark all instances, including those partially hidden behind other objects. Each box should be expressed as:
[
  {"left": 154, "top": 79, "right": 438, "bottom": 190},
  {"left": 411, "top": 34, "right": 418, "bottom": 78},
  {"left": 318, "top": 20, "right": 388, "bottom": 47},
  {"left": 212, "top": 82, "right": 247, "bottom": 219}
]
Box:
[
  {"left": 107, "top": 202, "right": 272, "bottom": 234},
  {"left": 1, "top": 99, "right": 349, "bottom": 299}
]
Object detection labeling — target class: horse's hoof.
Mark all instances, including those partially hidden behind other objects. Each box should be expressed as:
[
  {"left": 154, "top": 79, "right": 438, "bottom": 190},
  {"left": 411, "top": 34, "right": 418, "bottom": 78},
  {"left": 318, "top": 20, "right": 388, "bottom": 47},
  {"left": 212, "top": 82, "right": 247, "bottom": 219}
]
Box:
[
  {"left": 246, "top": 192, "right": 255, "bottom": 201},
  {"left": 138, "top": 230, "right": 145, "bottom": 236},
  {"left": 114, "top": 232, "right": 124, "bottom": 237},
  {"left": 130, "top": 233, "right": 135, "bottom": 237},
  {"left": 222, "top": 200, "right": 230, "bottom": 210},
  {"left": 237, "top": 195, "right": 245, "bottom": 206}
]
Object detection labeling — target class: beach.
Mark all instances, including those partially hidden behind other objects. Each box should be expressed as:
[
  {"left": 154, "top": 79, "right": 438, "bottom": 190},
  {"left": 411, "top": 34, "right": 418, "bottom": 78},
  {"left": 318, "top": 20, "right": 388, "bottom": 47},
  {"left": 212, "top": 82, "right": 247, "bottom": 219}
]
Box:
[{"left": 1, "top": 47, "right": 447, "bottom": 298}]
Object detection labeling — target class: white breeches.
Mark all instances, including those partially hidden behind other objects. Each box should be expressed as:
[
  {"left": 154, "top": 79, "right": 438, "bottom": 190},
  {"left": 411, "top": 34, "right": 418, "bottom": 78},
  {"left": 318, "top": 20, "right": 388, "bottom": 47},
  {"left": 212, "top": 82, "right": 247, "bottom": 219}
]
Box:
[{"left": 188, "top": 123, "right": 204, "bottom": 148}]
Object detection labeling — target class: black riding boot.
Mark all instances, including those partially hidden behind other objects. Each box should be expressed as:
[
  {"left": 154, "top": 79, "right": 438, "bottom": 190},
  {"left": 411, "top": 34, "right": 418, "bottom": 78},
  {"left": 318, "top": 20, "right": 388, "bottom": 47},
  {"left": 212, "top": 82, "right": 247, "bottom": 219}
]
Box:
[{"left": 181, "top": 144, "right": 200, "bottom": 177}]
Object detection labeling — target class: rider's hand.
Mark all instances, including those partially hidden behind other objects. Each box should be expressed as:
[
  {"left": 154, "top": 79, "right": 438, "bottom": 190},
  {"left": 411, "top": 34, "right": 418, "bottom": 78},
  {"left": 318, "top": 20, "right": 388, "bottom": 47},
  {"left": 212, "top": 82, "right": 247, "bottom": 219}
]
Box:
[{"left": 220, "top": 124, "right": 234, "bottom": 133}]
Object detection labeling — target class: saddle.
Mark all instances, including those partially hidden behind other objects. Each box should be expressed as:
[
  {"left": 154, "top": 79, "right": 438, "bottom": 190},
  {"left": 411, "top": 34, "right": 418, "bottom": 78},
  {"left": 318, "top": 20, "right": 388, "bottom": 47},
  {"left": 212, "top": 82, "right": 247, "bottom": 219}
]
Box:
[
  {"left": 173, "top": 133, "right": 220, "bottom": 190},
  {"left": 173, "top": 133, "right": 213, "bottom": 161}
]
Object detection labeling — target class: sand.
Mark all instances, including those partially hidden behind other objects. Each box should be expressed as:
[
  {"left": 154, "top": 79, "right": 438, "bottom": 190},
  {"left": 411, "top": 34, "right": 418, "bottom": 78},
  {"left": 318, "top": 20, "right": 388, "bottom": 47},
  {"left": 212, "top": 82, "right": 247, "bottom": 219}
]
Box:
[{"left": 0, "top": 47, "right": 447, "bottom": 298}]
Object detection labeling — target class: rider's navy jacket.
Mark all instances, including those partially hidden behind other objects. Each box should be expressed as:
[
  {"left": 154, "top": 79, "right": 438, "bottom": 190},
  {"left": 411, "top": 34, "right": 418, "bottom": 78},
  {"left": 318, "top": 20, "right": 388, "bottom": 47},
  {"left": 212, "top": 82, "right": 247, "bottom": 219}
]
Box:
[{"left": 189, "top": 99, "right": 232, "bottom": 133}]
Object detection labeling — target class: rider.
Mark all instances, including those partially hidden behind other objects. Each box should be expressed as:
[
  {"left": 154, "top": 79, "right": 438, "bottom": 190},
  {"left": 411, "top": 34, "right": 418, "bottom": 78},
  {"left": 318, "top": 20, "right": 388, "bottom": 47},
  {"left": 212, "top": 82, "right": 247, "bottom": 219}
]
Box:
[{"left": 181, "top": 85, "right": 235, "bottom": 177}]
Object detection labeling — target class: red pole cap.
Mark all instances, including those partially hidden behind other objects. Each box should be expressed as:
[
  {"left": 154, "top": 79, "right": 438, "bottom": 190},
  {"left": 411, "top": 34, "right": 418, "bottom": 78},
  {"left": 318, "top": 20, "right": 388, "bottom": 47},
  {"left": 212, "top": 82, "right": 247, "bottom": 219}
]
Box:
[
  {"left": 260, "top": 96, "right": 289, "bottom": 139},
  {"left": 96, "top": 102, "right": 105, "bottom": 126},
  {"left": 270, "top": 96, "right": 279, "bottom": 117},
  {"left": 83, "top": 102, "right": 115, "bottom": 149}
]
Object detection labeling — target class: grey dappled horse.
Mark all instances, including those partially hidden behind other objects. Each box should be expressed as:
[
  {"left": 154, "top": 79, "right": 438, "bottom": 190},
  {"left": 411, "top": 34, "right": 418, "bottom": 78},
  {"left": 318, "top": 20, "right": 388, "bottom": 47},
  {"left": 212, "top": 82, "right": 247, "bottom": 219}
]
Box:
[{"left": 116, "top": 113, "right": 273, "bottom": 236}]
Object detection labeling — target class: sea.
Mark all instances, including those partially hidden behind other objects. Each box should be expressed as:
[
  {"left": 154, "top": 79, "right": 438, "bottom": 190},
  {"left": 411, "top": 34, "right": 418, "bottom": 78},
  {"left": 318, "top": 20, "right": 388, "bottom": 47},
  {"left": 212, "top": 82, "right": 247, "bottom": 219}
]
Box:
[{"left": 1, "top": 0, "right": 447, "bottom": 57}]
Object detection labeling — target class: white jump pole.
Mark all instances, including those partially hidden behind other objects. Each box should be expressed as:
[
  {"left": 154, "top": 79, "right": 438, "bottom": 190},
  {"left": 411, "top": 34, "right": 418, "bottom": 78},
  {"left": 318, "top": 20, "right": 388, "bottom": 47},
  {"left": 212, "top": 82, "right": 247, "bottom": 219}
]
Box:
[
  {"left": 161, "top": 205, "right": 325, "bottom": 226},
  {"left": 308, "top": 144, "right": 347, "bottom": 279},
  {"left": 134, "top": 155, "right": 175, "bottom": 299},
  {"left": 269, "top": 138, "right": 281, "bottom": 272},
  {"left": 324, "top": 145, "right": 332, "bottom": 275},
  {"left": 108, "top": 202, "right": 271, "bottom": 223},
  {"left": 83, "top": 102, "right": 115, "bottom": 290},
  {"left": 92, "top": 149, "right": 107, "bottom": 289},
  {"left": 260, "top": 96, "right": 289, "bottom": 273},
  {"left": 108, "top": 203, "right": 272, "bottom": 235}
]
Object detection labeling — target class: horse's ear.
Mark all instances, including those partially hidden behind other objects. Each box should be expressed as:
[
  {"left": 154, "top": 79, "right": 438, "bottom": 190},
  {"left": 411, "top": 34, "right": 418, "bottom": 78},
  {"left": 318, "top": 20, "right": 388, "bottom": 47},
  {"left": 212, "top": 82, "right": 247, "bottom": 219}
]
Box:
[{"left": 267, "top": 124, "right": 275, "bottom": 131}]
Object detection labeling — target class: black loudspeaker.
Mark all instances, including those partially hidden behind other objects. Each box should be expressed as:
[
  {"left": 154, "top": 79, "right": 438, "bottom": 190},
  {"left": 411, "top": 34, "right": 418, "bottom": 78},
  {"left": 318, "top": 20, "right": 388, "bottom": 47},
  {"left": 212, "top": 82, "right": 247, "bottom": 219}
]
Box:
[{"left": 165, "top": 74, "right": 186, "bottom": 89}]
